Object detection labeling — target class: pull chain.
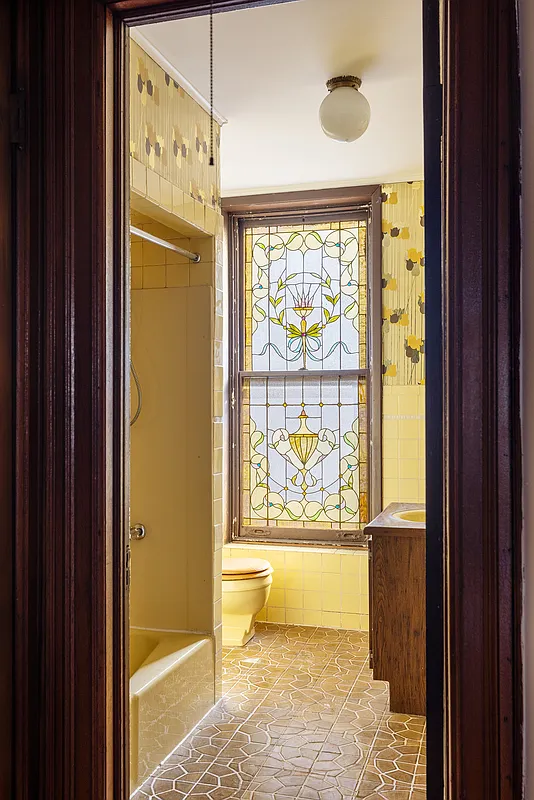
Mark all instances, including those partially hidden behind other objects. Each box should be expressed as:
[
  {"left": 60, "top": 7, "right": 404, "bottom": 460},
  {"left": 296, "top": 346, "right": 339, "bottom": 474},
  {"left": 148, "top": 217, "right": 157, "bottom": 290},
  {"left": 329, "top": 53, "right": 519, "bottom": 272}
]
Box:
[{"left": 209, "top": 0, "right": 215, "bottom": 167}]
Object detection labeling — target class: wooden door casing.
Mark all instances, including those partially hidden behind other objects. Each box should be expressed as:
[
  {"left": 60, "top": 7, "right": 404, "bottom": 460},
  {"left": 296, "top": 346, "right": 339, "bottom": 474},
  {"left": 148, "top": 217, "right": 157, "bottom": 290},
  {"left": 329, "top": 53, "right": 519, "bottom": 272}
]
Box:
[{"left": 4, "top": 0, "right": 522, "bottom": 798}]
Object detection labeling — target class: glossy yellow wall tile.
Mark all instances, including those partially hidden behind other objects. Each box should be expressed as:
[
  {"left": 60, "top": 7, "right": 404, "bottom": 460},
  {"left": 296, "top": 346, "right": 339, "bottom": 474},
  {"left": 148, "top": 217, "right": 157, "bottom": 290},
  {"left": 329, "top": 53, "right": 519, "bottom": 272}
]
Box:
[
  {"left": 223, "top": 544, "right": 369, "bottom": 631},
  {"left": 130, "top": 216, "right": 215, "bottom": 291},
  {"left": 129, "top": 40, "right": 226, "bottom": 701},
  {"left": 130, "top": 39, "right": 221, "bottom": 214},
  {"left": 382, "top": 384, "right": 425, "bottom": 506}
]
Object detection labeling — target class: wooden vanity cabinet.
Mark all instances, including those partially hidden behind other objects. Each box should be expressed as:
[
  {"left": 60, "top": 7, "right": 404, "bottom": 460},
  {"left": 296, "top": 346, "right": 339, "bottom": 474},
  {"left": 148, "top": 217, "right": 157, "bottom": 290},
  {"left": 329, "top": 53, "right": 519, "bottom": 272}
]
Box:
[{"left": 366, "top": 503, "right": 426, "bottom": 716}]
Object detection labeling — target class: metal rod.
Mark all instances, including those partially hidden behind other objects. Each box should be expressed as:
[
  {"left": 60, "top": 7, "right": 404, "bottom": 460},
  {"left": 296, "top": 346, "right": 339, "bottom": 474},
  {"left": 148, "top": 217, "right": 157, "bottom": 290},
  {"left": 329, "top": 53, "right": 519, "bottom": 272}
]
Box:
[{"left": 130, "top": 225, "right": 201, "bottom": 263}]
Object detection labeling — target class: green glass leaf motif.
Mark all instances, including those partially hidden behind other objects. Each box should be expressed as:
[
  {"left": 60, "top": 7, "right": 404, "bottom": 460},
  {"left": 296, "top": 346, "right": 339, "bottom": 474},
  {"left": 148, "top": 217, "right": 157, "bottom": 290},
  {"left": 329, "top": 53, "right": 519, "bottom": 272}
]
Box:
[
  {"left": 306, "top": 323, "right": 322, "bottom": 337},
  {"left": 287, "top": 324, "right": 302, "bottom": 338},
  {"left": 251, "top": 430, "right": 265, "bottom": 448}
]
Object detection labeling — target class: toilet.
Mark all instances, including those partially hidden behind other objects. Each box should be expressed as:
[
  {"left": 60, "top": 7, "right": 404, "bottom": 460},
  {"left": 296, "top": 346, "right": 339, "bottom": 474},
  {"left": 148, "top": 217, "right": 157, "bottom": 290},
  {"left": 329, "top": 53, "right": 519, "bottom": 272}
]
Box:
[{"left": 222, "top": 557, "right": 273, "bottom": 647}]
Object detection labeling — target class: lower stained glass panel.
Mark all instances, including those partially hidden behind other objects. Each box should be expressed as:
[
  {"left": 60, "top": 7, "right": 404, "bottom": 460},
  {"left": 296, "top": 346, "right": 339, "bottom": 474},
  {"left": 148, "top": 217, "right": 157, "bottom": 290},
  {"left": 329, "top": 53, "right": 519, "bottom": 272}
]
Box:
[{"left": 241, "top": 374, "right": 368, "bottom": 532}]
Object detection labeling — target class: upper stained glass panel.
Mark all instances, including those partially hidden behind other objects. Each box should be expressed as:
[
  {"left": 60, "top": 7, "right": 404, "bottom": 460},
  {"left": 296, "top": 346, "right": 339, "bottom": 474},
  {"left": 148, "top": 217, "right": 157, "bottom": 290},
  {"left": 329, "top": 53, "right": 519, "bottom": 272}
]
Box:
[{"left": 244, "top": 221, "right": 367, "bottom": 371}]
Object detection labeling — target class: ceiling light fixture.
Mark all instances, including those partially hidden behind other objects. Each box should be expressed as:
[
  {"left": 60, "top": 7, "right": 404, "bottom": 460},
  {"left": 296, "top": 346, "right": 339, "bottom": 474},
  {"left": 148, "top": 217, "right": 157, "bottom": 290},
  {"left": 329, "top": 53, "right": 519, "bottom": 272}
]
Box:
[{"left": 319, "top": 76, "right": 371, "bottom": 143}]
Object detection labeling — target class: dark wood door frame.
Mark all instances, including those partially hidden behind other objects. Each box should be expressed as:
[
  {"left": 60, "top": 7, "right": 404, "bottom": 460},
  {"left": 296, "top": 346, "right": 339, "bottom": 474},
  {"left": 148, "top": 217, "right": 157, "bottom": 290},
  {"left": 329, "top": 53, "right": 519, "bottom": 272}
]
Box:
[
  {"left": 0, "top": 1, "right": 12, "bottom": 798},
  {"left": 443, "top": 1, "right": 522, "bottom": 796},
  {"left": 3, "top": 0, "right": 522, "bottom": 799}
]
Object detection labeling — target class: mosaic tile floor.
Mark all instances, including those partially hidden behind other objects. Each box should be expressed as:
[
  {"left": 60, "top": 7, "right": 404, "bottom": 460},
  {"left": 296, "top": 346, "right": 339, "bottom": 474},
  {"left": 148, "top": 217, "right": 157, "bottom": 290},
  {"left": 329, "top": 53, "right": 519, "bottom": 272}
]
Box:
[{"left": 133, "top": 624, "right": 426, "bottom": 800}]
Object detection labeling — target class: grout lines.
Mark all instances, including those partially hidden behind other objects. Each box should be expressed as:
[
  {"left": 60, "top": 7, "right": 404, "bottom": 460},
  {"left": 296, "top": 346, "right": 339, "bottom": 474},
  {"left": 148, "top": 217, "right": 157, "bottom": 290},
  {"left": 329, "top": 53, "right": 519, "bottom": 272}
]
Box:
[{"left": 133, "top": 623, "right": 426, "bottom": 800}]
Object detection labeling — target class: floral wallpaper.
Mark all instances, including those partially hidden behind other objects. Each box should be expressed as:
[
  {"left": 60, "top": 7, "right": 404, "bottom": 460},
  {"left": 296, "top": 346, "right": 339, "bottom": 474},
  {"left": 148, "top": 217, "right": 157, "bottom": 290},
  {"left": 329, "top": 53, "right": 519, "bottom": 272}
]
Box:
[
  {"left": 381, "top": 181, "right": 425, "bottom": 385},
  {"left": 130, "top": 39, "right": 221, "bottom": 211}
]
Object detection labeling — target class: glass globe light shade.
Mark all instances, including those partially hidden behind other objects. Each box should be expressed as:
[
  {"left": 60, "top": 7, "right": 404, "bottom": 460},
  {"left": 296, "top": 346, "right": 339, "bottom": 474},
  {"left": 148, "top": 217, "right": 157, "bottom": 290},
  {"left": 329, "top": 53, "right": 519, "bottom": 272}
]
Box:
[{"left": 319, "top": 77, "right": 371, "bottom": 143}]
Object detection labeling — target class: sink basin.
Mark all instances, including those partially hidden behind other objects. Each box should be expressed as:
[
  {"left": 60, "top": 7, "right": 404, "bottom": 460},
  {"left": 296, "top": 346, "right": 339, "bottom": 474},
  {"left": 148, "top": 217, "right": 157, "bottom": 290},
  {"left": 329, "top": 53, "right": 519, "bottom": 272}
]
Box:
[{"left": 391, "top": 509, "right": 426, "bottom": 524}]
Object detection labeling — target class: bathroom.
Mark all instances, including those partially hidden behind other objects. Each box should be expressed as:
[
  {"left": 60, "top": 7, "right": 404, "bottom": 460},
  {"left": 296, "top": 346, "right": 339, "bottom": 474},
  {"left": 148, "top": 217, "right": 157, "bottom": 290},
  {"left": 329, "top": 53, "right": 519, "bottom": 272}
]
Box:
[{"left": 128, "top": 1, "right": 426, "bottom": 798}]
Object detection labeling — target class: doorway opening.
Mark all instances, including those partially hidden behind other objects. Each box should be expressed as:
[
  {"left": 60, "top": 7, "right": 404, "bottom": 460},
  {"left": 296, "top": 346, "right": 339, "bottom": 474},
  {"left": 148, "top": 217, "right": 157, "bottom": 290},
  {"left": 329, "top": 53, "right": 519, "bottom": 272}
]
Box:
[{"left": 126, "top": 3, "right": 432, "bottom": 798}]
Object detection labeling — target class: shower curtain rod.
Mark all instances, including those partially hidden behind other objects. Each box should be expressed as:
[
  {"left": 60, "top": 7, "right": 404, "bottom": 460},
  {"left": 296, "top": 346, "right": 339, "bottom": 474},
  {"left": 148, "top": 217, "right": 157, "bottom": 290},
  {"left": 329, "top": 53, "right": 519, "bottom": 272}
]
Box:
[{"left": 130, "top": 225, "right": 201, "bottom": 263}]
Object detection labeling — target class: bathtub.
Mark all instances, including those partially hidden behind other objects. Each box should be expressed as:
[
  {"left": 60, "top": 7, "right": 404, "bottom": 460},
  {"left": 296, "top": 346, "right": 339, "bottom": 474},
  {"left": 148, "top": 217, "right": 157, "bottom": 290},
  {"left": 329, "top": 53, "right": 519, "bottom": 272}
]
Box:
[{"left": 130, "top": 629, "right": 214, "bottom": 792}]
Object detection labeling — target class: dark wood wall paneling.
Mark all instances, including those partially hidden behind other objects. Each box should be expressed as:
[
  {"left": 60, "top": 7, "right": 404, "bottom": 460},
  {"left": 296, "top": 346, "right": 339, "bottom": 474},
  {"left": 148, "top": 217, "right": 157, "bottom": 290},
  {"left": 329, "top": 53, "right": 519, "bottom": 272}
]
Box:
[{"left": 4, "top": 0, "right": 522, "bottom": 798}]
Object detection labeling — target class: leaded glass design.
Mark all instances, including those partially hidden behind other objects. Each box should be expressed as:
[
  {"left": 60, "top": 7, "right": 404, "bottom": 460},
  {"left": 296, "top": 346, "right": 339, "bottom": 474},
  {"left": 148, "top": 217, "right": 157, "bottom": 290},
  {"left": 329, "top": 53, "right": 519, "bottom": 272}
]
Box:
[
  {"left": 244, "top": 221, "right": 367, "bottom": 371},
  {"left": 237, "top": 217, "right": 371, "bottom": 540},
  {"left": 241, "top": 375, "right": 368, "bottom": 531}
]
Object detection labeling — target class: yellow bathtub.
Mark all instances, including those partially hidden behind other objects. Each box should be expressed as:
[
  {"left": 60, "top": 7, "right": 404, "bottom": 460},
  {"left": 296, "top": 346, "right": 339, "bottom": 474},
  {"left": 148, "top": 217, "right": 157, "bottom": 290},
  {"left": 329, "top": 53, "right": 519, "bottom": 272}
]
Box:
[{"left": 130, "top": 629, "right": 214, "bottom": 792}]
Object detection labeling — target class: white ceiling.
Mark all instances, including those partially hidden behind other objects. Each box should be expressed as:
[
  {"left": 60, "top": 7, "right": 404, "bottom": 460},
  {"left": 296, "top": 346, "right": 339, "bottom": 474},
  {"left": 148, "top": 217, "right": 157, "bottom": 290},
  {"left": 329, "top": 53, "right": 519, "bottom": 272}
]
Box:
[{"left": 138, "top": 0, "right": 424, "bottom": 196}]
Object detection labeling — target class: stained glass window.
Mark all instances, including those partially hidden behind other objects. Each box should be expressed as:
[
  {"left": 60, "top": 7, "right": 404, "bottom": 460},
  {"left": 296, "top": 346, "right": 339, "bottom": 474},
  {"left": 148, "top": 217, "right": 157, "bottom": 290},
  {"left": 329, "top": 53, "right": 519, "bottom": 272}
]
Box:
[
  {"left": 237, "top": 218, "right": 371, "bottom": 543},
  {"left": 244, "top": 221, "right": 367, "bottom": 372},
  {"left": 242, "top": 375, "right": 368, "bottom": 530}
]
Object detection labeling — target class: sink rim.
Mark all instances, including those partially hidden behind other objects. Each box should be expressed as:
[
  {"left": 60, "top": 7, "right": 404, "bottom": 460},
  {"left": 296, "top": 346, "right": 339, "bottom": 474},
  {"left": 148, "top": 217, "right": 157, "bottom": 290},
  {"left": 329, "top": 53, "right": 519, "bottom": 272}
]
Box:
[{"left": 391, "top": 509, "right": 426, "bottom": 524}]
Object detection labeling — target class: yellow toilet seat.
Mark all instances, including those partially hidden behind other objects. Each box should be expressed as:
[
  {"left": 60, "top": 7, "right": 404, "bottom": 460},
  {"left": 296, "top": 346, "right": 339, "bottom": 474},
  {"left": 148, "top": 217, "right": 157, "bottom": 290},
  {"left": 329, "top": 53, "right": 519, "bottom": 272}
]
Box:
[{"left": 222, "top": 557, "right": 273, "bottom": 581}]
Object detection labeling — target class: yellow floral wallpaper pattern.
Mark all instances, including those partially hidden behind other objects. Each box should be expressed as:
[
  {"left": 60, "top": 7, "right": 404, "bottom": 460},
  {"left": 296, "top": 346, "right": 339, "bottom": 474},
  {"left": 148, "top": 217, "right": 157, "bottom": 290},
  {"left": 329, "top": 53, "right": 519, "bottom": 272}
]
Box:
[
  {"left": 130, "top": 39, "right": 221, "bottom": 211},
  {"left": 381, "top": 181, "right": 425, "bottom": 386}
]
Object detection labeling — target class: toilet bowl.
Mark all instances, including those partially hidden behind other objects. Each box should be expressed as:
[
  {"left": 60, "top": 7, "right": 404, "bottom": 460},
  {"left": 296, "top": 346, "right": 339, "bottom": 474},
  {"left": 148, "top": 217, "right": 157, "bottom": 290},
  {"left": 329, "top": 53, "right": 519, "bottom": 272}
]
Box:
[{"left": 222, "top": 557, "right": 273, "bottom": 647}]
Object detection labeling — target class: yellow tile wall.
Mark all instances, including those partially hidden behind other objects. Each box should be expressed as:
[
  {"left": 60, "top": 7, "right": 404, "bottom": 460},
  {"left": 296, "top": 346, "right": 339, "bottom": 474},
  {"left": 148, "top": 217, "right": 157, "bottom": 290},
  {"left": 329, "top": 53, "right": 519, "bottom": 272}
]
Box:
[
  {"left": 382, "top": 384, "right": 425, "bottom": 507},
  {"left": 131, "top": 218, "right": 216, "bottom": 291},
  {"left": 130, "top": 39, "right": 221, "bottom": 213},
  {"left": 130, "top": 39, "right": 225, "bottom": 700},
  {"left": 131, "top": 158, "right": 223, "bottom": 239},
  {"left": 223, "top": 544, "right": 369, "bottom": 631},
  {"left": 130, "top": 210, "right": 225, "bottom": 697},
  {"left": 130, "top": 225, "right": 225, "bottom": 700}
]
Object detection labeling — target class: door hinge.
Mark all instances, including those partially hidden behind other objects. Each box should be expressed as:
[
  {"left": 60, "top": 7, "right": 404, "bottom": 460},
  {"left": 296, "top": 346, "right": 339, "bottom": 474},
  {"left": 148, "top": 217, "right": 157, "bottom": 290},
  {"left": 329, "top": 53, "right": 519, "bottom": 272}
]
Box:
[
  {"left": 230, "top": 387, "right": 236, "bottom": 410},
  {"left": 125, "top": 545, "right": 131, "bottom": 589},
  {"left": 232, "top": 517, "right": 238, "bottom": 537},
  {"left": 10, "top": 89, "right": 25, "bottom": 149}
]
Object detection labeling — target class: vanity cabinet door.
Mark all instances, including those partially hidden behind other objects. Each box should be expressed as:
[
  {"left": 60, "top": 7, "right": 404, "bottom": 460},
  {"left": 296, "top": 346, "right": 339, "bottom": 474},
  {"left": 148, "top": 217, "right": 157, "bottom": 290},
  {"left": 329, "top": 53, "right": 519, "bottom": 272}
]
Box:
[{"left": 371, "top": 529, "right": 426, "bottom": 716}]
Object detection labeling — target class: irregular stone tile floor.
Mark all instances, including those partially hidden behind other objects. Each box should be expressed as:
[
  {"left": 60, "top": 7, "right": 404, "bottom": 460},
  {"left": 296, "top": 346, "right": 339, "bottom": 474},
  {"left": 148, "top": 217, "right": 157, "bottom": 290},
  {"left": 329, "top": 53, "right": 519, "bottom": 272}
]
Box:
[{"left": 133, "top": 623, "right": 426, "bottom": 800}]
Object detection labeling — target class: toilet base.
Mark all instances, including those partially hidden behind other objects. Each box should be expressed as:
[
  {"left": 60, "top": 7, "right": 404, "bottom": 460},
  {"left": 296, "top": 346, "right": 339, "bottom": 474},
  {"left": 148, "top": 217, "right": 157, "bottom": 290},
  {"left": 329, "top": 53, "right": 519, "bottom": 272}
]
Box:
[
  {"left": 222, "top": 567, "right": 272, "bottom": 647},
  {"left": 222, "top": 613, "right": 257, "bottom": 647}
]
